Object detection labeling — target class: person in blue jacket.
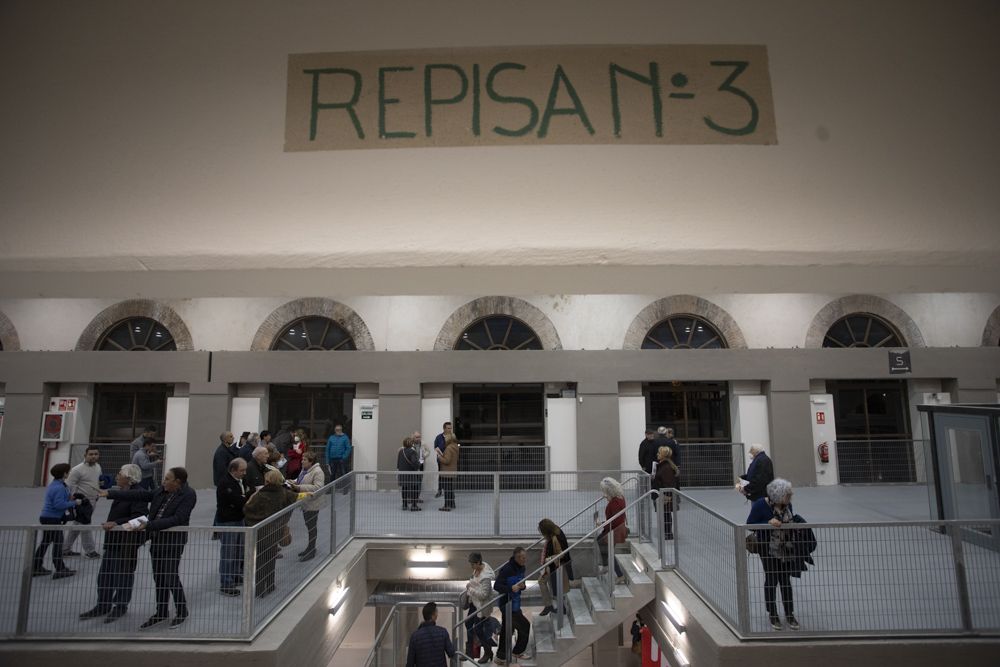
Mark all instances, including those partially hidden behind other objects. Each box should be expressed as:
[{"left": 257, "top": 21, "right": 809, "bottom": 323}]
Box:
[
  {"left": 405, "top": 601, "right": 455, "bottom": 667},
  {"left": 493, "top": 547, "right": 530, "bottom": 663},
  {"left": 33, "top": 462, "right": 83, "bottom": 579},
  {"left": 326, "top": 424, "right": 352, "bottom": 483}
]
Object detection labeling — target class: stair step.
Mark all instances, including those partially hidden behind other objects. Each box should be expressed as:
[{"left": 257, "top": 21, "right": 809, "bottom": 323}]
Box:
[
  {"left": 533, "top": 614, "right": 556, "bottom": 653},
  {"left": 615, "top": 553, "right": 653, "bottom": 585},
  {"left": 566, "top": 589, "right": 594, "bottom": 627},
  {"left": 614, "top": 583, "right": 633, "bottom": 598},
  {"left": 581, "top": 577, "right": 613, "bottom": 612}
]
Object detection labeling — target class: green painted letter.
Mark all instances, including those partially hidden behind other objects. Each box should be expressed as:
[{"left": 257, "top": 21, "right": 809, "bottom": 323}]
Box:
[
  {"left": 538, "top": 65, "right": 595, "bottom": 138},
  {"left": 485, "top": 62, "right": 539, "bottom": 137},
  {"left": 378, "top": 66, "right": 416, "bottom": 139},
  {"left": 303, "top": 68, "right": 364, "bottom": 141},
  {"left": 423, "top": 64, "right": 469, "bottom": 137},
  {"left": 703, "top": 61, "right": 759, "bottom": 136},
  {"left": 609, "top": 62, "right": 662, "bottom": 138}
]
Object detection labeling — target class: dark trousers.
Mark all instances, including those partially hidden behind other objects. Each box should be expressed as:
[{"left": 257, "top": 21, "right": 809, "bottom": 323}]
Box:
[
  {"left": 139, "top": 478, "right": 154, "bottom": 490},
  {"left": 598, "top": 536, "right": 623, "bottom": 577},
  {"left": 400, "top": 476, "right": 419, "bottom": 508},
  {"left": 441, "top": 475, "right": 455, "bottom": 508},
  {"left": 498, "top": 608, "right": 530, "bottom": 659},
  {"left": 33, "top": 516, "right": 69, "bottom": 571},
  {"left": 218, "top": 520, "right": 244, "bottom": 588},
  {"left": 151, "top": 544, "right": 187, "bottom": 617},
  {"left": 330, "top": 460, "right": 349, "bottom": 493},
  {"left": 465, "top": 604, "right": 493, "bottom": 656},
  {"left": 663, "top": 498, "right": 674, "bottom": 540},
  {"left": 761, "top": 556, "right": 794, "bottom": 617},
  {"left": 96, "top": 542, "right": 141, "bottom": 610},
  {"left": 302, "top": 510, "right": 318, "bottom": 551},
  {"left": 255, "top": 532, "right": 280, "bottom": 596}
]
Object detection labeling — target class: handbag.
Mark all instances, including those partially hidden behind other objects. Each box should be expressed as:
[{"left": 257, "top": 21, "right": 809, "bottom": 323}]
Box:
[
  {"left": 745, "top": 533, "right": 764, "bottom": 556},
  {"left": 279, "top": 524, "right": 292, "bottom": 547}
]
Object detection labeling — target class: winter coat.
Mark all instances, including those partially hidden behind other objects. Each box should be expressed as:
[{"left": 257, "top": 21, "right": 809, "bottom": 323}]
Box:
[
  {"left": 325, "top": 434, "right": 352, "bottom": 462},
  {"left": 741, "top": 452, "right": 774, "bottom": 501},
  {"left": 405, "top": 620, "right": 454, "bottom": 667},
  {"left": 466, "top": 561, "right": 496, "bottom": 611},
  {"left": 438, "top": 442, "right": 459, "bottom": 474},
  {"left": 493, "top": 557, "right": 526, "bottom": 612},
  {"left": 40, "top": 479, "right": 76, "bottom": 520},
  {"left": 296, "top": 463, "right": 327, "bottom": 512}
]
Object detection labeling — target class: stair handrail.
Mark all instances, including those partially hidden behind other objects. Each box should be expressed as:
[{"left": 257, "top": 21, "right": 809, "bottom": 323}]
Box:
[
  {"left": 523, "top": 473, "right": 649, "bottom": 553},
  {"left": 452, "top": 487, "right": 657, "bottom": 637},
  {"left": 363, "top": 600, "right": 461, "bottom": 667}
]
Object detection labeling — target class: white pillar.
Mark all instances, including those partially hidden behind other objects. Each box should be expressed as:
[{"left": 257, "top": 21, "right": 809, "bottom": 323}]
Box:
[
  {"left": 545, "top": 396, "right": 578, "bottom": 485},
  {"left": 618, "top": 396, "right": 646, "bottom": 471},
  {"left": 420, "top": 396, "right": 451, "bottom": 496},
  {"left": 352, "top": 399, "right": 379, "bottom": 471},
  {"left": 230, "top": 397, "right": 265, "bottom": 435},
  {"left": 809, "top": 394, "right": 839, "bottom": 485},
  {"left": 164, "top": 397, "right": 190, "bottom": 472},
  {"left": 732, "top": 394, "right": 770, "bottom": 473}
]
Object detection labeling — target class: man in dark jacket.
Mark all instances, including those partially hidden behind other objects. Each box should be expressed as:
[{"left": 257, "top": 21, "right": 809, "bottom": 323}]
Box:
[
  {"left": 654, "top": 426, "right": 681, "bottom": 467},
  {"left": 405, "top": 601, "right": 455, "bottom": 667},
  {"left": 638, "top": 429, "right": 657, "bottom": 474},
  {"left": 212, "top": 431, "right": 237, "bottom": 487},
  {"left": 80, "top": 463, "right": 149, "bottom": 623},
  {"left": 740, "top": 445, "right": 774, "bottom": 501},
  {"left": 106, "top": 467, "right": 197, "bottom": 630},
  {"left": 216, "top": 458, "right": 252, "bottom": 595},
  {"left": 493, "top": 547, "right": 530, "bottom": 662}
]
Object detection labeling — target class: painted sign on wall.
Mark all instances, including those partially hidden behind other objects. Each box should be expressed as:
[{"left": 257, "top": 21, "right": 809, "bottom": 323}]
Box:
[{"left": 285, "top": 45, "right": 776, "bottom": 151}]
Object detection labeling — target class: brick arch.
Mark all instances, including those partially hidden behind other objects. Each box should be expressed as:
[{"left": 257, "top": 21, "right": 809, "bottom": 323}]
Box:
[
  {"left": 623, "top": 295, "right": 747, "bottom": 350},
  {"left": 982, "top": 304, "right": 1000, "bottom": 346},
  {"left": 433, "top": 297, "right": 563, "bottom": 351},
  {"left": 805, "top": 295, "right": 925, "bottom": 348},
  {"left": 250, "top": 298, "right": 375, "bottom": 351},
  {"left": 0, "top": 309, "right": 21, "bottom": 351},
  {"left": 76, "top": 300, "right": 194, "bottom": 351}
]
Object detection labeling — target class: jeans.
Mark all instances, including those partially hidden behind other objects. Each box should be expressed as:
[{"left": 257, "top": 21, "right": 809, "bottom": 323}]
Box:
[
  {"left": 465, "top": 604, "right": 493, "bottom": 656},
  {"left": 33, "top": 516, "right": 69, "bottom": 571},
  {"left": 218, "top": 520, "right": 244, "bottom": 589}
]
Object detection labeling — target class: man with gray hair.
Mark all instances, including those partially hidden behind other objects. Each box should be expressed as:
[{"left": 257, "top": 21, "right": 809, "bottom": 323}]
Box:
[
  {"left": 79, "top": 463, "right": 148, "bottom": 623},
  {"left": 245, "top": 446, "right": 273, "bottom": 490},
  {"left": 740, "top": 444, "right": 774, "bottom": 501},
  {"left": 213, "top": 431, "right": 237, "bottom": 487},
  {"left": 216, "top": 457, "right": 252, "bottom": 596}
]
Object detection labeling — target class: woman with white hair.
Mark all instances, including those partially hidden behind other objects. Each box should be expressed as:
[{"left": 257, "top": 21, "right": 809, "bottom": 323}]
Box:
[
  {"left": 746, "top": 478, "right": 804, "bottom": 631},
  {"left": 596, "top": 477, "right": 627, "bottom": 580},
  {"left": 79, "top": 464, "right": 149, "bottom": 623}
]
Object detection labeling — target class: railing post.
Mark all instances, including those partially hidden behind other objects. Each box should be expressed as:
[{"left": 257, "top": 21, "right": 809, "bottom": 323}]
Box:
[
  {"left": 330, "top": 485, "right": 337, "bottom": 554},
  {"left": 349, "top": 472, "right": 357, "bottom": 536},
  {"left": 16, "top": 527, "right": 37, "bottom": 636},
  {"left": 733, "top": 524, "right": 751, "bottom": 635},
  {"left": 392, "top": 610, "right": 399, "bottom": 667},
  {"left": 504, "top": 599, "right": 513, "bottom": 663},
  {"left": 607, "top": 530, "right": 616, "bottom": 609},
  {"left": 672, "top": 491, "right": 680, "bottom": 568},
  {"left": 947, "top": 524, "right": 974, "bottom": 632},
  {"left": 555, "top": 563, "right": 565, "bottom": 632},
  {"left": 493, "top": 472, "right": 501, "bottom": 537},
  {"left": 658, "top": 492, "right": 666, "bottom": 567},
  {"left": 241, "top": 523, "right": 257, "bottom": 636}
]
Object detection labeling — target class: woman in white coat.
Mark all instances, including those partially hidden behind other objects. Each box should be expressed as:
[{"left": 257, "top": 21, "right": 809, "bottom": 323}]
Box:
[{"left": 289, "top": 450, "right": 326, "bottom": 562}]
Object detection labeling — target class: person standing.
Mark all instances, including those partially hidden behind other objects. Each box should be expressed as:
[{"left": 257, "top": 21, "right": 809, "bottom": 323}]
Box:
[
  {"left": 325, "top": 424, "right": 352, "bottom": 484},
  {"left": 433, "top": 421, "right": 453, "bottom": 498},
  {"left": 405, "top": 601, "right": 455, "bottom": 667},
  {"left": 651, "top": 446, "right": 681, "bottom": 540},
  {"left": 637, "top": 429, "right": 658, "bottom": 475},
  {"left": 397, "top": 436, "right": 422, "bottom": 511},
  {"left": 597, "top": 477, "right": 627, "bottom": 581},
  {"left": 493, "top": 547, "right": 530, "bottom": 664},
  {"left": 129, "top": 425, "right": 158, "bottom": 458},
  {"left": 285, "top": 429, "right": 306, "bottom": 480},
  {"left": 412, "top": 431, "right": 427, "bottom": 503},
  {"left": 654, "top": 427, "right": 681, "bottom": 467},
  {"left": 437, "top": 433, "right": 459, "bottom": 511},
  {"left": 63, "top": 445, "right": 103, "bottom": 559},
  {"left": 105, "top": 467, "right": 197, "bottom": 629},
  {"left": 290, "top": 450, "right": 327, "bottom": 561},
  {"left": 536, "top": 518, "right": 573, "bottom": 616},
  {"left": 463, "top": 552, "right": 495, "bottom": 662},
  {"left": 132, "top": 438, "right": 159, "bottom": 490},
  {"left": 243, "top": 469, "right": 298, "bottom": 597},
  {"left": 740, "top": 444, "right": 775, "bottom": 502},
  {"left": 33, "top": 463, "right": 82, "bottom": 579},
  {"left": 212, "top": 431, "right": 238, "bottom": 487},
  {"left": 216, "top": 458, "right": 252, "bottom": 596},
  {"left": 79, "top": 463, "right": 148, "bottom": 622}
]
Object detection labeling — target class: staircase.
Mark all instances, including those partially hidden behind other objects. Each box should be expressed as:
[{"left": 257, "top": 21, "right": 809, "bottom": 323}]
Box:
[{"left": 515, "top": 546, "right": 654, "bottom": 666}]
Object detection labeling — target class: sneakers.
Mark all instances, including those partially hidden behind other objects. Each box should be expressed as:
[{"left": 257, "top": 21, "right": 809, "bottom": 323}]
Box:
[
  {"left": 62, "top": 550, "right": 81, "bottom": 557},
  {"left": 139, "top": 615, "right": 167, "bottom": 630},
  {"left": 52, "top": 570, "right": 76, "bottom": 580},
  {"left": 769, "top": 614, "right": 782, "bottom": 630},
  {"left": 786, "top": 614, "right": 800, "bottom": 630},
  {"left": 84, "top": 551, "right": 101, "bottom": 560}
]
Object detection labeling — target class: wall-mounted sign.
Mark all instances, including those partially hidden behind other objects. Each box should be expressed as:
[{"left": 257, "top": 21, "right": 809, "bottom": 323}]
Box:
[
  {"left": 360, "top": 405, "right": 375, "bottom": 420},
  {"left": 888, "top": 350, "right": 911, "bottom": 375},
  {"left": 50, "top": 397, "right": 78, "bottom": 413},
  {"left": 286, "top": 44, "right": 777, "bottom": 151},
  {"left": 816, "top": 411, "right": 826, "bottom": 425}
]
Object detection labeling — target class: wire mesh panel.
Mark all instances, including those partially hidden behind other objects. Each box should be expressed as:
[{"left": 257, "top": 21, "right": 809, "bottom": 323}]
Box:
[
  {"left": 674, "top": 496, "right": 740, "bottom": 627},
  {"left": 456, "top": 446, "right": 548, "bottom": 490},
  {"left": 835, "top": 439, "right": 922, "bottom": 483},
  {"left": 958, "top": 525, "right": 1000, "bottom": 631},
  {"left": 68, "top": 443, "right": 167, "bottom": 487},
  {"left": 677, "top": 443, "right": 745, "bottom": 488},
  {"left": 0, "top": 528, "right": 30, "bottom": 635}
]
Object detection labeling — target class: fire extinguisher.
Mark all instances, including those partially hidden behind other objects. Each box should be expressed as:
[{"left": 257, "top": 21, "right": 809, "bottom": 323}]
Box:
[{"left": 817, "top": 441, "right": 830, "bottom": 464}]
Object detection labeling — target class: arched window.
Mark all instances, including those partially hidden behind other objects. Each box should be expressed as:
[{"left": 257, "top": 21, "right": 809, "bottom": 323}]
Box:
[
  {"left": 271, "top": 316, "right": 356, "bottom": 351},
  {"left": 823, "top": 314, "right": 903, "bottom": 348},
  {"left": 642, "top": 315, "right": 726, "bottom": 349},
  {"left": 97, "top": 317, "right": 176, "bottom": 351},
  {"left": 455, "top": 316, "right": 543, "bottom": 350}
]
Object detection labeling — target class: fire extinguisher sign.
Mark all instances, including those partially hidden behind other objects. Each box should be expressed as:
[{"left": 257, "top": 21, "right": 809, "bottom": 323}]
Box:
[{"left": 816, "top": 411, "right": 825, "bottom": 425}]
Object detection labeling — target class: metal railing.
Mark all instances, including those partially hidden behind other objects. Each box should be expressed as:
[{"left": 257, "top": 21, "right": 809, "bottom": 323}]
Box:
[
  {"left": 452, "top": 489, "right": 657, "bottom": 662},
  {"left": 835, "top": 439, "right": 927, "bottom": 484},
  {"left": 364, "top": 601, "right": 461, "bottom": 667},
  {"left": 456, "top": 445, "right": 549, "bottom": 490},
  {"left": 672, "top": 442, "right": 746, "bottom": 488},
  {"left": 673, "top": 490, "right": 1000, "bottom": 638},
  {"left": 68, "top": 443, "right": 167, "bottom": 487}
]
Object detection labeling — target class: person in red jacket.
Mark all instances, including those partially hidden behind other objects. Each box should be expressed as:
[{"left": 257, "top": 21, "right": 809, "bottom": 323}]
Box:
[{"left": 596, "top": 477, "right": 626, "bottom": 581}]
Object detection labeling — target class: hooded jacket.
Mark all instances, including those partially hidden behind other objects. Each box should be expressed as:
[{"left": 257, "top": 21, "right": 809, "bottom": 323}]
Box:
[{"left": 466, "top": 561, "right": 496, "bottom": 610}]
